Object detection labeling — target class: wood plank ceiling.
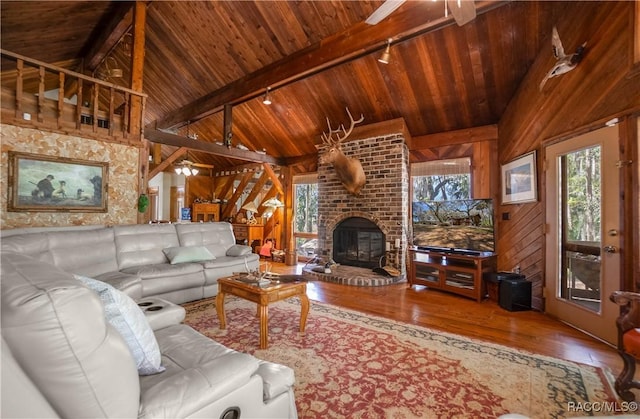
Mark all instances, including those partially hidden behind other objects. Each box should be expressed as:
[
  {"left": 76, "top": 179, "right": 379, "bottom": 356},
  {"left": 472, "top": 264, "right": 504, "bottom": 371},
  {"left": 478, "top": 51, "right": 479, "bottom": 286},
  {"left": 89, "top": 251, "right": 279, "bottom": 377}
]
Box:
[{"left": 1, "top": 0, "right": 554, "bottom": 172}]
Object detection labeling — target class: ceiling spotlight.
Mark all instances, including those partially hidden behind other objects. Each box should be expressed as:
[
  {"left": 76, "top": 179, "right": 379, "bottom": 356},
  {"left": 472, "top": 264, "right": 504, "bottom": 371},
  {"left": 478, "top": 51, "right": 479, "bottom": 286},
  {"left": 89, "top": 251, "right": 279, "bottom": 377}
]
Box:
[
  {"left": 378, "top": 39, "right": 392, "bottom": 64},
  {"left": 262, "top": 87, "right": 272, "bottom": 105}
]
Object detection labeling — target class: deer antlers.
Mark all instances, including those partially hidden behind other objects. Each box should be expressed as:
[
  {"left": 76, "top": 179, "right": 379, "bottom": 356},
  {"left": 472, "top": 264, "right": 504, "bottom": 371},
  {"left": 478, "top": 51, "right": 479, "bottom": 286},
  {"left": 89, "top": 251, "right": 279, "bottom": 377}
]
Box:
[{"left": 321, "top": 107, "right": 364, "bottom": 145}]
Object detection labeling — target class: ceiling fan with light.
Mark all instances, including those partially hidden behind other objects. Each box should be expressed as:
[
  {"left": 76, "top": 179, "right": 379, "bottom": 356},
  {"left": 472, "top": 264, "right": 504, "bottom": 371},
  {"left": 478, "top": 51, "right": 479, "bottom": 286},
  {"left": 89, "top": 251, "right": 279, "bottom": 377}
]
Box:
[
  {"left": 366, "top": 0, "right": 476, "bottom": 27},
  {"left": 174, "top": 159, "right": 214, "bottom": 176}
]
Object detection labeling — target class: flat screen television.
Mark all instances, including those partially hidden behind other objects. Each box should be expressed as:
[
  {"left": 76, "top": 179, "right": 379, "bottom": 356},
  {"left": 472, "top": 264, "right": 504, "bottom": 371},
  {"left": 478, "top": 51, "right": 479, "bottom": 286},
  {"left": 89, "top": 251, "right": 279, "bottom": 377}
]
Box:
[{"left": 412, "top": 199, "right": 495, "bottom": 254}]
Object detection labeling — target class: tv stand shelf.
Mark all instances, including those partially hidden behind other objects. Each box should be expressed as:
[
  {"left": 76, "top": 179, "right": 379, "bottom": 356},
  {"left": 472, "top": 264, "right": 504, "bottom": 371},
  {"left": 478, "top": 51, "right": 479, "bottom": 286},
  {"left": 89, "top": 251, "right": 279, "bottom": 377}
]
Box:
[{"left": 408, "top": 247, "right": 496, "bottom": 302}]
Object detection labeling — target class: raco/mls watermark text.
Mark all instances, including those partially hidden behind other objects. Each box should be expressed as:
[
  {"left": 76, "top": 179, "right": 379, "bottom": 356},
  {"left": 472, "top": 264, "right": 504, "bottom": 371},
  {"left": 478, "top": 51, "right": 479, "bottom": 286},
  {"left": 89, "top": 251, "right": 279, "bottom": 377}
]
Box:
[{"left": 567, "top": 401, "right": 638, "bottom": 414}]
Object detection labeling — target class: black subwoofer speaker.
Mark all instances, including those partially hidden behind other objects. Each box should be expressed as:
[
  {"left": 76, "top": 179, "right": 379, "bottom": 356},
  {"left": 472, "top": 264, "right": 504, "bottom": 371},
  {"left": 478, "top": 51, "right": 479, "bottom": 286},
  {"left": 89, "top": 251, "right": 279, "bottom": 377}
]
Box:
[{"left": 499, "top": 278, "right": 532, "bottom": 311}]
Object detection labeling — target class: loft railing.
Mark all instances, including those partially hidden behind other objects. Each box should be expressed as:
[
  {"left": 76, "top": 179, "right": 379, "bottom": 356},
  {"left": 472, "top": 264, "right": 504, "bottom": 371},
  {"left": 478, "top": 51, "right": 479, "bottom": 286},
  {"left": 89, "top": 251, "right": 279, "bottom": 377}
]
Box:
[{"left": 1, "top": 49, "right": 147, "bottom": 143}]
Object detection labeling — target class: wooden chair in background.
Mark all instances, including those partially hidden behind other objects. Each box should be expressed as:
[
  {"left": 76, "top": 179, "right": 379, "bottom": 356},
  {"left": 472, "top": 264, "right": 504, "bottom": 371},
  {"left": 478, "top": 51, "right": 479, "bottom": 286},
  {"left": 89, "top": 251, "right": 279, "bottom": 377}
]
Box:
[{"left": 610, "top": 291, "right": 640, "bottom": 401}]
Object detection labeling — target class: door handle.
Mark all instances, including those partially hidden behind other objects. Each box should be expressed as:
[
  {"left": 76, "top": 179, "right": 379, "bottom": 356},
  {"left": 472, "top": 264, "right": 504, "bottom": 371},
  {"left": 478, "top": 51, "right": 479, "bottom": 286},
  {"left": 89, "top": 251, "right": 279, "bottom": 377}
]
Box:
[{"left": 603, "top": 245, "right": 617, "bottom": 253}]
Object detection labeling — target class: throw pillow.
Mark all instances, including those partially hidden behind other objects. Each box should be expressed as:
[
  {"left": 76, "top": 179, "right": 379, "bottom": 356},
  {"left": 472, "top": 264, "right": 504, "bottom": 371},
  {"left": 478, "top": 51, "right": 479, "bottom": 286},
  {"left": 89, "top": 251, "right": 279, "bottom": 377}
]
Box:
[
  {"left": 74, "top": 275, "right": 165, "bottom": 375},
  {"left": 162, "top": 246, "right": 215, "bottom": 264},
  {"left": 226, "top": 244, "right": 252, "bottom": 257}
]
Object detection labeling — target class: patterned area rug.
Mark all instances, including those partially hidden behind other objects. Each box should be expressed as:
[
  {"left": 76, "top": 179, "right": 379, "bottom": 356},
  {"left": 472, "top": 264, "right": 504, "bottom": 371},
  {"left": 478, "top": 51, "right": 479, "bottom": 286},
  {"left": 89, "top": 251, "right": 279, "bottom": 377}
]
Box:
[{"left": 182, "top": 297, "right": 616, "bottom": 418}]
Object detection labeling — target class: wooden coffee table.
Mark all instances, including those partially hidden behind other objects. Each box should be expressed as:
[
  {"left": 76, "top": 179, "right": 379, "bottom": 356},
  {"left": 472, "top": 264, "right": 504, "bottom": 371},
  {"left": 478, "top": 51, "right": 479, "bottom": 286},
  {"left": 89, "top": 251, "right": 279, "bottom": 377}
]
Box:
[{"left": 216, "top": 275, "right": 310, "bottom": 349}]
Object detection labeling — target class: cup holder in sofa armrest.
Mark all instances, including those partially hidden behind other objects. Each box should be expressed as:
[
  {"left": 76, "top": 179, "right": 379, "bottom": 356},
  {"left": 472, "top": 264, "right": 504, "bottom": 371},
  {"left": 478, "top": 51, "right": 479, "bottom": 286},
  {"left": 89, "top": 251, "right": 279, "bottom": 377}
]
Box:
[
  {"left": 146, "top": 306, "right": 163, "bottom": 312},
  {"left": 138, "top": 302, "right": 154, "bottom": 307}
]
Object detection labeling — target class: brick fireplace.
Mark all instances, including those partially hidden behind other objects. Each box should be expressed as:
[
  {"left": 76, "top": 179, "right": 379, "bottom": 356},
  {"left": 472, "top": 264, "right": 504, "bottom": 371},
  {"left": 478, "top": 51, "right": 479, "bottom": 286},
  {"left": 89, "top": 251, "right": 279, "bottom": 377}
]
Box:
[{"left": 317, "top": 130, "right": 410, "bottom": 278}]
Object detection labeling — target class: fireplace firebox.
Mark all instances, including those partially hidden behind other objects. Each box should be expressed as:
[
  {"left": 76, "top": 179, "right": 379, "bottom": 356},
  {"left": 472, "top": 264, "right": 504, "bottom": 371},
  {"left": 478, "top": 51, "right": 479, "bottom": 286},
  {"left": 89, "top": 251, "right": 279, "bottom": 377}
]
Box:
[{"left": 333, "top": 217, "right": 385, "bottom": 269}]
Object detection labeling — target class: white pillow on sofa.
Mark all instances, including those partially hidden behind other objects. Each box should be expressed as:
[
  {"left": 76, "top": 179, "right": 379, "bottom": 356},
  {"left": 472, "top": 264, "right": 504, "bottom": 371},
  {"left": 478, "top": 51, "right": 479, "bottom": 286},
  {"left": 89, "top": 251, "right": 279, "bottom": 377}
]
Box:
[
  {"left": 163, "top": 245, "right": 215, "bottom": 264},
  {"left": 74, "top": 275, "right": 165, "bottom": 375}
]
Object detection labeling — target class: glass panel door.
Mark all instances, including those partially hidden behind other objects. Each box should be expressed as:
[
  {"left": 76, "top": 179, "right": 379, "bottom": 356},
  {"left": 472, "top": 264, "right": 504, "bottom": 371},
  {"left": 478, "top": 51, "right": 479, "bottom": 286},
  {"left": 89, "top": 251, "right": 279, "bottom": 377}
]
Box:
[
  {"left": 545, "top": 125, "right": 620, "bottom": 345},
  {"left": 559, "top": 146, "right": 602, "bottom": 312}
]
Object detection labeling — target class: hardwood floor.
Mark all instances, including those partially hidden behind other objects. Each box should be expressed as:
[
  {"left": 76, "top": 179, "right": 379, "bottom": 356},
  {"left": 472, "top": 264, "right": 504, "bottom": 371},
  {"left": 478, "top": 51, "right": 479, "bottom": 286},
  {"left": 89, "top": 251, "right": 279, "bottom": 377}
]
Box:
[{"left": 270, "top": 262, "right": 622, "bottom": 376}]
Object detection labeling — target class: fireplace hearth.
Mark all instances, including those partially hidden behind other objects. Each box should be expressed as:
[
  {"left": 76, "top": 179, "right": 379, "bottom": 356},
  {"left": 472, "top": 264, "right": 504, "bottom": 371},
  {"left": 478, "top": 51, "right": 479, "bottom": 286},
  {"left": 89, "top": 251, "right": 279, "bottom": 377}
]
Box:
[{"left": 333, "top": 217, "right": 385, "bottom": 269}]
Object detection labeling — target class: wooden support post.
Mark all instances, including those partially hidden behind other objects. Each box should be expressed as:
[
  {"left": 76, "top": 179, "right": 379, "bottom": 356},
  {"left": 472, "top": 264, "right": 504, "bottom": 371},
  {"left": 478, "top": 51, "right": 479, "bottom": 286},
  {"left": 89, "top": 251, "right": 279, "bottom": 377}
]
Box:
[
  {"left": 153, "top": 143, "right": 162, "bottom": 164},
  {"left": 129, "top": 1, "right": 145, "bottom": 140}
]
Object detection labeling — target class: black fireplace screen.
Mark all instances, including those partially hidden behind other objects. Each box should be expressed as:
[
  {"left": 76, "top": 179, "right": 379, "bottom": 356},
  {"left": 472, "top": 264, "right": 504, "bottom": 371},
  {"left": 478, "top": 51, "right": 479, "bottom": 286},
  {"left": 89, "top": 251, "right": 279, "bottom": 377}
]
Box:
[{"left": 333, "top": 217, "right": 385, "bottom": 269}]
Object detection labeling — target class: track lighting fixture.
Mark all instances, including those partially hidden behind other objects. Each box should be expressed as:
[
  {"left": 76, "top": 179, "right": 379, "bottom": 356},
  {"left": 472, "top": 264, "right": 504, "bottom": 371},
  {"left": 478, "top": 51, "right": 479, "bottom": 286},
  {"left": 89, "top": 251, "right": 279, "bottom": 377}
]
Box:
[
  {"left": 378, "top": 39, "right": 392, "bottom": 64},
  {"left": 262, "top": 87, "right": 272, "bottom": 105}
]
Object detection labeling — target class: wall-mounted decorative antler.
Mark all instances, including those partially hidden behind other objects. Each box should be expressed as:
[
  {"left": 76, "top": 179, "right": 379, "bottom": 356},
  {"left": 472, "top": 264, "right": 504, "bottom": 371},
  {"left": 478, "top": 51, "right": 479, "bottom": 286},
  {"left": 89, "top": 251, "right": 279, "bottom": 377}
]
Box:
[{"left": 319, "top": 107, "right": 366, "bottom": 196}]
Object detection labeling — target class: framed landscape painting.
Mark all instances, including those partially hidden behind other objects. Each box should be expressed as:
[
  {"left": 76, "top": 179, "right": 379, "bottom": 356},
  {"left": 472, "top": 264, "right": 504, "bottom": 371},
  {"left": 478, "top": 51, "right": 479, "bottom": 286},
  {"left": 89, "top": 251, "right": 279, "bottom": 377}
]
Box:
[
  {"left": 7, "top": 151, "right": 108, "bottom": 212},
  {"left": 501, "top": 151, "right": 537, "bottom": 205}
]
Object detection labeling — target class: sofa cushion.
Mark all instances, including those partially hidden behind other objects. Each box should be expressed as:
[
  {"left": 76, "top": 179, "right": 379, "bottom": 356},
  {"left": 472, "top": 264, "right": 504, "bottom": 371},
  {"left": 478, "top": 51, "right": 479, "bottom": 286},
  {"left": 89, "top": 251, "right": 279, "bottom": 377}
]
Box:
[
  {"left": 1, "top": 252, "right": 140, "bottom": 418},
  {"left": 75, "top": 275, "right": 165, "bottom": 375},
  {"left": 1, "top": 338, "right": 60, "bottom": 419},
  {"left": 0, "top": 227, "right": 119, "bottom": 278},
  {"left": 163, "top": 246, "right": 215, "bottom": 264},
  {"left": 226, "top": 244, "right": 252, "bottom": 257},
  {"left": 202, "top": 255, "right": 259, "bottom": 269},
  {"left": 175, "top": 222, "right": 237, "bottom": 258},
  {"left": 139, "top": 324, "right": 262, "bottom": 418},
  {"left": 114, "top": 224, "right": 180, "bottom": 269},
  {"left": 120, "top": 262, "right": 204, "bottom": 279},
  {"left": 94, "top": 270, "right": 143, "bottom": 300}
]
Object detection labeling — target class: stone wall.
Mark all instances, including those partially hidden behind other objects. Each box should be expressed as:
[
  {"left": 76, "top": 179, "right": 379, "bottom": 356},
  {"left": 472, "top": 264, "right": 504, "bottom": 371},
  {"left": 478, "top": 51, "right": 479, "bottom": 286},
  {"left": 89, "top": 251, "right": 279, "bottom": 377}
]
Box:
[
  {"left": 317, "top": 133, "right": 410, "bottom": 275},
  {"left": 1, "top": 123, "right": 139, "bottom": 229}
]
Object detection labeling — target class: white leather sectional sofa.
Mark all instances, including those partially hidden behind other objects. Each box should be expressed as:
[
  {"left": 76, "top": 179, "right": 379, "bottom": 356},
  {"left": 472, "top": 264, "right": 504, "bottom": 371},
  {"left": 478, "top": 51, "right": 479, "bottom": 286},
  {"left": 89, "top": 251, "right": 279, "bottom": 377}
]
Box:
[
  {"left": 1, "top": 251, "right": 297, "bottom": 419},
  {"left": 1, "top": 222, "right": 260, "bottom": 304}
]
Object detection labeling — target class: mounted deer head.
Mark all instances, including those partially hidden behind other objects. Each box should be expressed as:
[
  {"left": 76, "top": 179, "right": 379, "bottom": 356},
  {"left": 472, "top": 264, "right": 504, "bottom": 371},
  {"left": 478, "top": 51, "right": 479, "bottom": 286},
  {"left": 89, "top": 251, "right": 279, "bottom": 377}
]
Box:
[{"left": 319, "top": 107, "right": 366, "bottom": 196}]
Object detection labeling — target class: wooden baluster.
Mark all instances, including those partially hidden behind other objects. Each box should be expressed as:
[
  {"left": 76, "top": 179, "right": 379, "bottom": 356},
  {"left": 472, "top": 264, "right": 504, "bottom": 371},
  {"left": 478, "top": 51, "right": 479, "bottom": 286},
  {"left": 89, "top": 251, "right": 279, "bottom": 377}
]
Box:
[
  {"left": 123, "top": 92, "right": 130, "bottom": 138},
  {"left": 108, "top": 86, "right": 115, "bottom": 136},
  {"left": 37, "top": 65, "right": 45, "bottom": 122},
  {"left": 92, "top": 83, "right": 99, "bottom": 133},
  {"left": 57, "top": 72, "right": 65, "bottom": 127},
  {"left": 15, "top": 59, "right": 23, "bottom": 119},
  {"left": 75, "top": 78, "right": 83, "bottom": 130},
  {"left": 140, "top": 96, "right": 146, "bottom": 139}
]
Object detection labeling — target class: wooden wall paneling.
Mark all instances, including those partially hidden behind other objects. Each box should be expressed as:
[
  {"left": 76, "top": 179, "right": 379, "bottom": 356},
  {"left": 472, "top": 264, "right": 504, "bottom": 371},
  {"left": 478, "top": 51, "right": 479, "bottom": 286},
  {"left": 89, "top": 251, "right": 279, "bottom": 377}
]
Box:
[
  {"left": 500, "top": 2, "right": 639, "bottom": 154},
  {"left": 221, "top": 171, "right": 253, "bottom": 220},
  {"left": 620, "top": 116, "right": 639, "bottom": 291},
  {"left": 471, "top": 140, "right": 493, "bottom": 199},
  {"left": 214, "top": 174, "right": 235, "bottom": 203},
  {"left": 497, "top": 1, "right": 639, "bottom": 311},
  {"left": 242, "top": 170, "right": 270, "bottom": 212},
  {"left": 187, "top": 176, "right": 215, "bottom": 206},
  {"left": 261, "top": 163, "right": 283, "bottom": 195}
]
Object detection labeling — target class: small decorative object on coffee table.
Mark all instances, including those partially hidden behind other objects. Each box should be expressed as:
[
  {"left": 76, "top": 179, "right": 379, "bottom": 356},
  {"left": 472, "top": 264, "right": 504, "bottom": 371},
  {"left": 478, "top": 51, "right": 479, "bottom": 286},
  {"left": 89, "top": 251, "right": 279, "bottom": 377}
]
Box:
[{"left": 216, "top": 274, "right": 309, "bottom": 349}]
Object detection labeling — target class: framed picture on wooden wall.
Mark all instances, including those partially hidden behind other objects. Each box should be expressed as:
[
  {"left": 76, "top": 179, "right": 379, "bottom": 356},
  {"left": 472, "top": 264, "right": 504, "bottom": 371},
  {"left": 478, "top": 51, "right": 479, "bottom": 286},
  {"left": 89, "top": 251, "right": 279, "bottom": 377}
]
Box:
[
  {"left": 501, "top": 151, "right": 537, "bottom": 205},
  {"left": 7, "top": 151, "right": 108, "bottom": 212}
]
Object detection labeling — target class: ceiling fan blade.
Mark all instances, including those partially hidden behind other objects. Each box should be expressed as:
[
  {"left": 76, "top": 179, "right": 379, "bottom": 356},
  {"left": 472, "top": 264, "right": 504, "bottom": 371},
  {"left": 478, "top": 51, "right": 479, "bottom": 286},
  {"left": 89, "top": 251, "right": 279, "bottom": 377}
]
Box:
[
  {"left": 177, "top": 159, "right": 214, "bottom": 169},
  {"left": 365, "top": 0, "right": 406, "bottom": 25},
  {"left": 447, "top": 0, "right": 476, "bottom": 26},
  {"left": 192, "top": 162, "right": 214, "bottom": 169}
]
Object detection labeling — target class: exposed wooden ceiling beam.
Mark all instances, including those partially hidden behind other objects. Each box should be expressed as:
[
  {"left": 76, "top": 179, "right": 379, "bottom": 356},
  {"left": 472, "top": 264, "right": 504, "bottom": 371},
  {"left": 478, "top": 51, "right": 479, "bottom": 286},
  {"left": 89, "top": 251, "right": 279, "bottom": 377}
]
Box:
[
  {"left": 148, "top": 146, "right": 187, "bottom": 179},
  {"left": 408, "top": 124, "right": 498, "bottom": 150},
  {"left": 154, "top": 1, "right": 507, "bottom": 130},
  {"left": 262, "top": 163, "right": 284, "bottom": 196},
  {"left": 82, "top": 2, "right": 134, "bottom": 72},
  {"left": 145, "top": 128, "right": 283, "bottom": 165}
]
